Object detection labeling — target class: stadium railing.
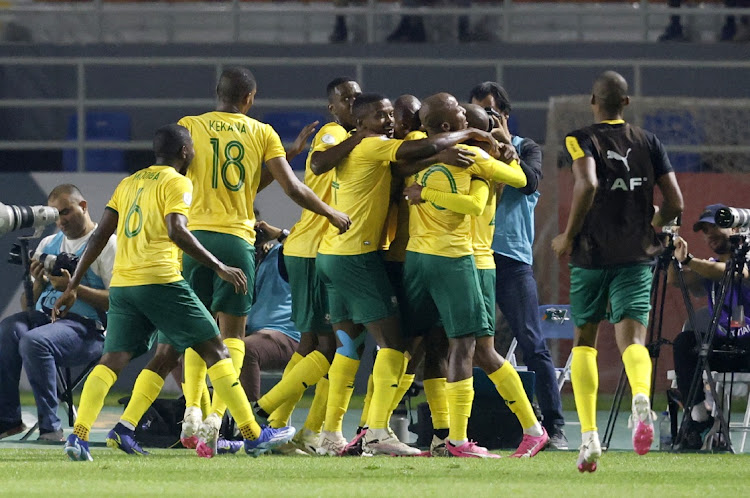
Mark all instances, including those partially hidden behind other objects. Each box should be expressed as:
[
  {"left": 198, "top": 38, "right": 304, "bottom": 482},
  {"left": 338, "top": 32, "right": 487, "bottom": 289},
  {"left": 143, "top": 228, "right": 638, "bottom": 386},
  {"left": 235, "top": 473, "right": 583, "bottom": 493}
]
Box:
[{"left": 1, "top": 0, "right": 749, "bottom": 44}]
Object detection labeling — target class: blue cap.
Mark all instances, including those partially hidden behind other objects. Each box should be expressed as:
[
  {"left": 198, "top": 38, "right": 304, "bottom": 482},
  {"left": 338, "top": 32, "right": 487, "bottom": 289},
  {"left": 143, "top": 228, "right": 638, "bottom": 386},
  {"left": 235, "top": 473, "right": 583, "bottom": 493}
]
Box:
[{"left": 693, "top": 203, "right": 728, "bottom": 232}]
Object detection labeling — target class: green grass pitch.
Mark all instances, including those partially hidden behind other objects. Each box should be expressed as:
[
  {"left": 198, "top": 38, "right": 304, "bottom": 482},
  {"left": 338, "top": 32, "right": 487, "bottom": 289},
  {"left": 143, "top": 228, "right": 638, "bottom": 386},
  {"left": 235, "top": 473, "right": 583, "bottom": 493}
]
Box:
[{"left": 1, "top": 449, "right": 748, "bottom": 497}]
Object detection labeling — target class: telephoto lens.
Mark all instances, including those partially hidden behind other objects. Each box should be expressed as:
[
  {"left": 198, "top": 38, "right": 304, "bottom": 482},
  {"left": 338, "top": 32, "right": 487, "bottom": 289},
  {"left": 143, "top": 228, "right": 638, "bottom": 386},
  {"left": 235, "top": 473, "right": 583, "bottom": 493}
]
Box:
[{"left": 715, "top": 207, "right": 750, "bottom": 229}]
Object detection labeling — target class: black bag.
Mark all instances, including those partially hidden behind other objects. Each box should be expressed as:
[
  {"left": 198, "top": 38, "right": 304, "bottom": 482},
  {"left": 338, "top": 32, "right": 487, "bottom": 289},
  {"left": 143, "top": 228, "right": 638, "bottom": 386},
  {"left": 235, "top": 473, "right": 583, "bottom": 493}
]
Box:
[{"left": 117, "top": 395, "right": 185, "bottom": 448}]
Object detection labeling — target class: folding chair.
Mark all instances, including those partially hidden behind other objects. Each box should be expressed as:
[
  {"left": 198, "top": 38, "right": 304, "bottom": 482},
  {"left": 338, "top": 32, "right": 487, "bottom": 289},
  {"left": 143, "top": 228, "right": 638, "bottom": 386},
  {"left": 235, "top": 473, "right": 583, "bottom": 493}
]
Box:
[
  {"left": 21, "top": 358, "right": 101, "bottom": 440},
  {"left": 506, "top": 304, "right": 575, "bottom": 392}
]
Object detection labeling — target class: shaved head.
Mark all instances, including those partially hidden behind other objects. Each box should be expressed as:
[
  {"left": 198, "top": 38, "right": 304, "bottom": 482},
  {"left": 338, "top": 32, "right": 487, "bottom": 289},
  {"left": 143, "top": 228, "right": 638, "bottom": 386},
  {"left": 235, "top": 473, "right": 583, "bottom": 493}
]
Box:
[
  {"left": 217, "top": 66, "right": 256, "bottom": 105},
  {"left": 462, "top": 103, "right": 490, "bottom": 132},
  {"left": 592, "top": 71, "right": 629, "bottom": 116},
  {"left": 419, "top": 93, "right": 466, "bottom": 134},
  {"left": 393, "top": 94, "right": 421, "bottom": 139}
]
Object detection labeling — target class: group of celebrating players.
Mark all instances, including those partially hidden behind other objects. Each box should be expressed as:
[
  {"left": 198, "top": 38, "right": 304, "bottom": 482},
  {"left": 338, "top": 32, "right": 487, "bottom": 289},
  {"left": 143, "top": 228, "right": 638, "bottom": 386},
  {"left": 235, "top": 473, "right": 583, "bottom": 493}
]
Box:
[{"left": 55, "top": 65, "right": 675, "bottom": 471}]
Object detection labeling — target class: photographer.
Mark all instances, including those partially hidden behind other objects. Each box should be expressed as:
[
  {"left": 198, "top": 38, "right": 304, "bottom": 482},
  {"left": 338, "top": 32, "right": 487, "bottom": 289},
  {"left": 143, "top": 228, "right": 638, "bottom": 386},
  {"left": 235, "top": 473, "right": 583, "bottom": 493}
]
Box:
[
  {"left": 0, "top": 184, "right": 115, "bottom": 441},
  {"left": 668, "top": 203, "right": 750, "bottom": 448}
]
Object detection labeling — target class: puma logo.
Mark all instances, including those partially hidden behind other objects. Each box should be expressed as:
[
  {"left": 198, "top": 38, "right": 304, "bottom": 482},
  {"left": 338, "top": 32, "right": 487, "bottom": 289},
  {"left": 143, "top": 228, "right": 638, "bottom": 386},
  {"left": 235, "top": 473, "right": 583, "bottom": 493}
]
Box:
[
  {"left": 391, "top": 384, "right": 399, "bottom": 388},
  {"left": 231, "top": 382, "right": 239, "bottom": 387},
  {"left": 302, "top": 382, "right": 309, "bottom": 388},
  {"left": 606, "top": 148, "right": 632, "bottom": 171}
]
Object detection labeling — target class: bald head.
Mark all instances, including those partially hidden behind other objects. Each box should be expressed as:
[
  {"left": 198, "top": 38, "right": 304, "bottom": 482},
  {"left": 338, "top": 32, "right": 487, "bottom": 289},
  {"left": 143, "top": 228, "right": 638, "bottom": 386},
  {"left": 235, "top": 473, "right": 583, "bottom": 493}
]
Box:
[
  {"left": 419, "top": 93, "right": 466, "bottom": 135},
  {"left": 393, "top": 95, "right": 421, "bottom": 139},
  {"left": 592, "top": 71, "right": 629, "bottom": 117},
  {"left": 462, "top": 103, "right": 490, "bottom": 132}
]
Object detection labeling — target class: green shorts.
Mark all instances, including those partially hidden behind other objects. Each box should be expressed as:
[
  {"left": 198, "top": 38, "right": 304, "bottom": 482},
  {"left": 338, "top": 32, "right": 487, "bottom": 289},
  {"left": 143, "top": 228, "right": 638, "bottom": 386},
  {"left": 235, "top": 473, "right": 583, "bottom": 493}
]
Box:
[
  {"left": 316, "top": 252, "right": 399, "bottom": 325},
  {"left": 104, "top": 280, "right": 220, "bottom": 356},
  {"left": 403, "top": 252, "right": 490, "bottom": 339},
  {"left": 477, "top": 268, "right": 496, "bottom": 335},
  {"left": 182, "top": 230, "right": 255, "bottom": 316},
  {"left": 285, "top": 255, "right": 332, "bottom": 335},
  {"left": 384, "top": 258, "right": 410, "bottom": 333},
  {"left": 569, "top": 263, "right": 653, "bottom": 328}
]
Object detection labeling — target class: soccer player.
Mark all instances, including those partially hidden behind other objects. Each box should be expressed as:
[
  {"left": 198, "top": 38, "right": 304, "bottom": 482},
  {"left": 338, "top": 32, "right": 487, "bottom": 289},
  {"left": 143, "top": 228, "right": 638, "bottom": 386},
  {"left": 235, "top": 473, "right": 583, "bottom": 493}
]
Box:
[
  {"left": 251, "top": 77, "right": 362, "bottom": 455},
  {"left": 353, "top": 94, "right": 427, "bottom": 443},
  {"left": 403, "top": 93, "right": 548, "bottom": 458},
  {"left": 469, "top": 81, "right": 569, "bottom": 449},
  {"left": 315, "top": 92, "right": 496, "bottom": 456},
  {"left": 55, "top": 124, "right": 295, "bottom": 461},
  {"left": 552, "top": 71, "right": 683, "bottom": 472},
  {"left": 176, "top": 67, "right": 351, "bottom": 456}
]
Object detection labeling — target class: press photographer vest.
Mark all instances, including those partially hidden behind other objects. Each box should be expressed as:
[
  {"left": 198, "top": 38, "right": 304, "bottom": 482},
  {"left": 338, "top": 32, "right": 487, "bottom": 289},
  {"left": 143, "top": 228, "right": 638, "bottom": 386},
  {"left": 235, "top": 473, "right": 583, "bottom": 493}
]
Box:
[
  {"left": 36, "top": 231, "right": 106, "bottom": 325},
  {"left": 570, "top": 122, "right": 665, "bottom": 268},
  {"left": 491, "top": 135, "right": 540, "bottom": 265}
]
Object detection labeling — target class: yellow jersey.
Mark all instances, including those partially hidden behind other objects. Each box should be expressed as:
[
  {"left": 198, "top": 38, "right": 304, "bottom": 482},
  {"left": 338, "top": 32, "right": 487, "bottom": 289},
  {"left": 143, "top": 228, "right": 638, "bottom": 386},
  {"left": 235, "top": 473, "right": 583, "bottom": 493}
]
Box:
[
  {"left": 472, "top": 180, "right": 497, "bottom": 270},
  {"left": 106, "top": 165, "right": 192, "bottom": 287},
  {"left": 284, "top": 122, "right": 349, "bottom": 258},
  {"left": 178, "top": 111, "right": 286, "bottom": 245},
  {"left": 382, "top": 130, "right": 427, "bottom": 263},
  {"left": 317, "top": 136, "right": 403, "bottom": 256},
  {"left": 407, "top": 144, "right": 525, "bottom": 258}
]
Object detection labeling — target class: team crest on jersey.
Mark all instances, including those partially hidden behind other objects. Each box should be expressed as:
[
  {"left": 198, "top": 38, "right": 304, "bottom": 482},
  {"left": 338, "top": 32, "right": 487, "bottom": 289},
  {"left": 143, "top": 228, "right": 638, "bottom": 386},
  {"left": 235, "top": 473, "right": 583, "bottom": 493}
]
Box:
[
  {"left": 183, "top": 192, "right": 192, "bottom": 206},
  {"left": 321, "top": 134, "right": 336, "bottom": 145}
]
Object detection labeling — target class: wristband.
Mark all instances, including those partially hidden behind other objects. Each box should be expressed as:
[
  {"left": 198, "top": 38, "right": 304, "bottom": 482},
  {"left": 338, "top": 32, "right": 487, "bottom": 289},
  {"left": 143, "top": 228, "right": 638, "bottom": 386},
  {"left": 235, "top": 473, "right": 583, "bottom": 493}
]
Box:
[
  {"left": 680, "top": 253, "right": 694, "bottom": 266},
  {"left": 277, "top": 229, "right": 290, "bottom": 243}
]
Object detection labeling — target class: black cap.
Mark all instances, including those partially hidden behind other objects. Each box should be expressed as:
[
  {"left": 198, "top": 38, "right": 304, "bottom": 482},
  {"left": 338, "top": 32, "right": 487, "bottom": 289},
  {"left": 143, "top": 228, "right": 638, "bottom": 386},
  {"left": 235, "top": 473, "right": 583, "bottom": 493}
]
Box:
[{"left": 693, "top": 203, "right": 728, "bottom": 232}]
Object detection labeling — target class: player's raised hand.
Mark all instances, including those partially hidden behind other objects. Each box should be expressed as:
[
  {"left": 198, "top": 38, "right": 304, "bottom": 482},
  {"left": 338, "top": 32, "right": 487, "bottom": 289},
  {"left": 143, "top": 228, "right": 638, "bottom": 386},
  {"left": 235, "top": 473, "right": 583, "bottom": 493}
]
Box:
[
  {"left": 467, "top": 128, "right": 500, "bottom": 158},
  {"left": 328, "top": 209, "right": 352, "bottom": 234},
  {"left": 287, "top": 121, "right": 320, "bottom": 161},
  {"left": 217, "top": 264, "right": 248, "bottom": 295},
  {"left": 436, "top": 147, "right": 475, "bottom": 169}
]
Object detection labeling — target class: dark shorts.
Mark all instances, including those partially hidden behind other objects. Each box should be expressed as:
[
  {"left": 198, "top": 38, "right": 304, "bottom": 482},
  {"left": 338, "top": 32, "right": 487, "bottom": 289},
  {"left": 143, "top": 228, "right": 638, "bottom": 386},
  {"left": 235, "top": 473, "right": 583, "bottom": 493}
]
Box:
[
  {"left": 182, "top": 230, "right": 255, "bottom": 316},
  {"left": 284, "top": 255, "right": 332, "bottom": 335},
  {"left": 316, "top": 252, "right": 399, "bottom": 325},
  {"left": 105, "top": 280, "right": 220, "bottom": 356},
  {"left": 477, "top": 268, "right": 496, "bottom": 335},
  {"left": 403, "top": 252, "right": 489, "bottom": 339},
  {"left": 569, "top": 263, "right": 652, "bottom": 328}
]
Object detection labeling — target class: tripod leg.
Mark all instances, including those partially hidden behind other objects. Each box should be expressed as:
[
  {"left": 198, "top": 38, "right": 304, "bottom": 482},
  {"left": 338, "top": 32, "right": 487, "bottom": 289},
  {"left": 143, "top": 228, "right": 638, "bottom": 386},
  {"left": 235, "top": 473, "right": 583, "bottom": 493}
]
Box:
[{"left": 602, "top": 367, "right": 627, "bottom": 450}]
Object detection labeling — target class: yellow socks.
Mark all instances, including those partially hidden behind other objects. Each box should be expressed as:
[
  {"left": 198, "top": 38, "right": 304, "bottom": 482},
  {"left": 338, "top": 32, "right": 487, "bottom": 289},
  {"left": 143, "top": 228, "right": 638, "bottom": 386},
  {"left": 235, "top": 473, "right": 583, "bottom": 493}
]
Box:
[
  {"left": 622, "top": 344, "right": 652, "bottom": 397},
  {"left": 324, "top": 354, "right": 360, "bottom": 433},
  {"left": 207, "top": 358, "right": 261, "bottom": 440},
  {"left": 121, "top": 369, "right": 164, "bottom": 429},
  {"left": 387, "top": 373, "right": 415, "bottom": 426},
  {"left": 183, "top": 347, "right": 207, "bottom": 410},
  {"left": 268, "top": 352, "right": 305, "bottom": 429},
  {"left": 199, "top": 384, "right": 211, "bottom": 418},
  {"left": 572, "top": 346, "right": 599, "bottom": 433},
  {"left": 367, "top": 348, "right": 405, "bottom": 430},
  {"left": 304, "top": 376, "right": 329, "bottom": 433},
  {"left": 259, "top": 351, "right": 330, "bottom": 415},
  {"left": 210, "top": 338, "right": 246, "bottom": 418},
  {"left": 359, "top": 374, "right": 374, "bottom": 427},
  {"left": 424, "top": 377, "right": 449, "bottom": 430},
  {"left": 446, "top": 377, "right": 474, "bottom": 444},
  {"left": 73, "top": 364, "right": 117, "bottom": 441},
  {"left": 488, "top": 361, "right": 538, "bottom": 431}
]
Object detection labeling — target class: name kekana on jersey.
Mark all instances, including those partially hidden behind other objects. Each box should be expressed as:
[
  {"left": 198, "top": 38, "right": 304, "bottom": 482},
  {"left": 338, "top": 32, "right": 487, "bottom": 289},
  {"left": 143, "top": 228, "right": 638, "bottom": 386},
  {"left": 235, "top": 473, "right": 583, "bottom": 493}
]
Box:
[{"left": 209, "top": 120, "right": 248, "bottom": 134}]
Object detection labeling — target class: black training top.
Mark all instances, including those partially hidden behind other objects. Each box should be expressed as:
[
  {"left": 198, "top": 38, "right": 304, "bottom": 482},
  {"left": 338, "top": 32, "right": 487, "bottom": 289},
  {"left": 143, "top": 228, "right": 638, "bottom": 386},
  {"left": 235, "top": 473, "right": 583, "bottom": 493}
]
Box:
[{"left": 564, "top": 121, "right": 673, "bottom": 268}]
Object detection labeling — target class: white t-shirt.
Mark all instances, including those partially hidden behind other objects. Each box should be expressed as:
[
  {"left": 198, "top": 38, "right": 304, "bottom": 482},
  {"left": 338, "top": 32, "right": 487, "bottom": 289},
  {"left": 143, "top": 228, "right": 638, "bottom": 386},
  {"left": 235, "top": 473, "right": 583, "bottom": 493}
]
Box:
[{"left": 34, "top": 224, "right": 117, "bottom": 288}]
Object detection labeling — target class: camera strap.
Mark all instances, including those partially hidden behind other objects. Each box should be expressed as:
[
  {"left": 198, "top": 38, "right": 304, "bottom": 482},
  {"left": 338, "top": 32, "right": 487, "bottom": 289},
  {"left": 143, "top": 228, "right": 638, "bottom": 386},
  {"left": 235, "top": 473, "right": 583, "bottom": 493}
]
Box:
[{"left": 41, "top": 305, "right": 105, "bottom": 333}]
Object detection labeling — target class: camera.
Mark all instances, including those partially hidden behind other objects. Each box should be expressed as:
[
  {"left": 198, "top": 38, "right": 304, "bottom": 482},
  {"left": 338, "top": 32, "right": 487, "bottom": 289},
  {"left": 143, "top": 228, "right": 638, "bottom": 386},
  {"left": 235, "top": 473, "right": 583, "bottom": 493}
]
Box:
[
  {"left": 0, "top": 202, "right": 59, "bottom": 238},
  {"left": 715, "top": 207, "right": 750, "bottom": 229},
  {"left": 484, "top": 107, "right": 501, "bottom": 132},
  {"left": 8, "top": 245, "right": 80, "bottom": 277}
]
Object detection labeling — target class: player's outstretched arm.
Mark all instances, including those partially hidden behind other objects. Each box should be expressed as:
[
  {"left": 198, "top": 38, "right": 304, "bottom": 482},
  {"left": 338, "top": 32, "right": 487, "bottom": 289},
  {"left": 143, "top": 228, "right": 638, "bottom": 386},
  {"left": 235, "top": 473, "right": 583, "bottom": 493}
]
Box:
[
  {"left": 53, "top": 207, "right": 118, "bottom": 319},
  {"left": 404, "top": 178, "right": 490, "bottom": 217},
  {"left": 310, "top": 130, "right": 367, "bottom": 176},
  {"left": 286, "top": 121, "right": 319, "bottom": 162},
  {"left": 392, "top": 147, "right": 476, "bottom": 177},
  {"left": 266, "top": 156, "right": 352, "bottom": 234},
  {"left": 166, "top": 213, "right": 247, "bottom": 295},
  {"left": 395, "top": 128, "right": 498, "bottom": 161}
]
